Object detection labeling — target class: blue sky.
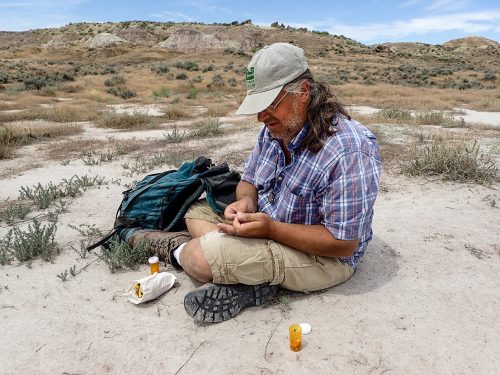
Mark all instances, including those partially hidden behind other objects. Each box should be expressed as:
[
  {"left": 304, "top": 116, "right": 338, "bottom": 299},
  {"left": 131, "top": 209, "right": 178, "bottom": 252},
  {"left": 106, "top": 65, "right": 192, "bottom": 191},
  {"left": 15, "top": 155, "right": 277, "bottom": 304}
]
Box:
[{"left": 0, "top": 0, "right": 499, "bottom": 44}]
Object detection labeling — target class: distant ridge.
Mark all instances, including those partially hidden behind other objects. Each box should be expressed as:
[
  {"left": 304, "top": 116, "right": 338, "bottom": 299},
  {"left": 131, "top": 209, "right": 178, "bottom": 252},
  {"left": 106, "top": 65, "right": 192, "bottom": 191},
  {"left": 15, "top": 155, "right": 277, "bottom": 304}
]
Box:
[{"left": 443, "top": 36, "right": 499, "bottom": 49}]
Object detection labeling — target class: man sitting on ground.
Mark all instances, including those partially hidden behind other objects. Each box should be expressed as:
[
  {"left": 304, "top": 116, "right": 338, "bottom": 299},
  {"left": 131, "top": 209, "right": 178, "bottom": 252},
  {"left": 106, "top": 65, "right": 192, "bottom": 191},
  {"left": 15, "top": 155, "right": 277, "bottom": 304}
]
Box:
[{"left": 129, "top": 43, "right": 382, "bottom": 323}]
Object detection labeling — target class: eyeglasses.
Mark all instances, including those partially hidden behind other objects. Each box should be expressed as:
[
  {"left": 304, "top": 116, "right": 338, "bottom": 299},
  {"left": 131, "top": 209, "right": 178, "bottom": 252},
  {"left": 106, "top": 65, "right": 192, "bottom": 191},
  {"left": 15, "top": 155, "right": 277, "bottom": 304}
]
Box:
[{"left": 264, "top": 91, "right": 288, "bottom": 113}]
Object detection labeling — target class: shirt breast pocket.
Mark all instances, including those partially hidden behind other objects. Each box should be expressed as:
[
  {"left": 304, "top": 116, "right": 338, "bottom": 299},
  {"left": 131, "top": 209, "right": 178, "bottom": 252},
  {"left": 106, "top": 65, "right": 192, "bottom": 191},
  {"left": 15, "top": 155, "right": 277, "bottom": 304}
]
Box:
[{"left": 281, "top": 180, "right": 319, "bottom": 224}]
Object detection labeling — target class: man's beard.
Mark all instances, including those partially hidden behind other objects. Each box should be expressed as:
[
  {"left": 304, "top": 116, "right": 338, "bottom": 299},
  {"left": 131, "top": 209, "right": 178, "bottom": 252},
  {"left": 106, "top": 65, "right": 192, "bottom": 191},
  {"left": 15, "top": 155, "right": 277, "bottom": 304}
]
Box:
[{"left": 272, "top": 101, "right": 304, "bottom": 144}]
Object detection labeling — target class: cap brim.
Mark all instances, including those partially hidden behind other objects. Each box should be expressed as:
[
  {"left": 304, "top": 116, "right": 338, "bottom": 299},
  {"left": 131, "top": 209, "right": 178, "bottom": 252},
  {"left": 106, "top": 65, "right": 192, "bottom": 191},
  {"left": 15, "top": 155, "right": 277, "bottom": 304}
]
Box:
[{"left": 235, "top": 86, "right": 283, "bottom": 115}]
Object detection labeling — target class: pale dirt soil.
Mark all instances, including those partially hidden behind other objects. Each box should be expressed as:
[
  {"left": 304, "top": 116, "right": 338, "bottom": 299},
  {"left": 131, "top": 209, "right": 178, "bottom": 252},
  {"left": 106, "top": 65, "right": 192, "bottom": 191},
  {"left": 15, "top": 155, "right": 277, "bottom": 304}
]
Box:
[{"left": 0, "top": 108, "right": 499, "bottom": 375}]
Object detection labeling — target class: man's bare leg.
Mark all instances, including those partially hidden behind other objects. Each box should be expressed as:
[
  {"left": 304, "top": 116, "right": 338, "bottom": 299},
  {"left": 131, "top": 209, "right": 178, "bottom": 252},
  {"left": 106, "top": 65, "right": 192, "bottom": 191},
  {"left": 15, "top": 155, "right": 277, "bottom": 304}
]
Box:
[
  {"left": 185, "top": 217, "right": 217, "bottom": 238},
  {"left": 179, "top": 238, "right": 212, "bottom": 283}
]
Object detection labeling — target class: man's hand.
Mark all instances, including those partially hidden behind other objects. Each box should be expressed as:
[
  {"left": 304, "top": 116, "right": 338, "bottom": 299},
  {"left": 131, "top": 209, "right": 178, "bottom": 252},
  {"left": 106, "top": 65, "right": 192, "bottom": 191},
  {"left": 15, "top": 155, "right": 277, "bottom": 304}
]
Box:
[
  {"left": 224, "top": 197, "right": 256, "bottom": 221},
  {"left": 217, "top": 211, "right": 275, "bottom": 239}
]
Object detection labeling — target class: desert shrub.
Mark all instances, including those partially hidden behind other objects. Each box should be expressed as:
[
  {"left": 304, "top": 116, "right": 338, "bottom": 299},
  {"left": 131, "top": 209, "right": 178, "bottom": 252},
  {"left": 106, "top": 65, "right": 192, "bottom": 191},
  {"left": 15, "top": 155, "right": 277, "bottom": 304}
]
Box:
[
  {"left": 1, "top": 219, "right": 58, "bottom": 263},
  {"left": 152, "top": 63, "right": 170, "bottom": 75},
  {"left": 186, "top": 86, "right": 199, "bottom": 99},
  {"left": 441, "top": 116, "right": 467, "bottom": 128},
  {"left": 22, "top": 71, "right": 74, "bottom": 90},
  {"left": 174, "top": 61, "right": 199, "bottom": 71},
  {"left": 188, "top": 117, "right": 223, "bottom": 138},
  {"left": 60, "top": 83, "right": 83, "bottom": 93},
  {"left": 36, "top": 87, "right": 57, "bottom": 97},
  {"left": 206, "top": 104, "right": 230, "bottom": 117},
  {"left": 403, "top": 139, "right": 497, "bottom": 184},
  {"left": 107, "top": 86, "right": 136, "bottom": 99},
  {"left": 176, "top": 73, "right": 188, "bottom": 80},
  {"left": 96, "top": 110, "right": 156, "bottom": 129},
  {"left": 0, "top": 202, "right": 31, "bottom": 224},
  {"left": 163, "top": 106, "right": 189, "bottom": 120},
  {"left": 0, "top": 71, "right": 11, "bottom": 83},
  {"left": 191, "top": 75, "right": 203, "bottom": 83},
  {"left": 227, "top": 77, "right": 238, "bottom": 87},
  {"left": 209, "top": 74, "right": 225, "bottom": 88},
  {"left": 0, "top": 143, "right": 9, "bottom": 159},
  {"left": 163, "top": 125, "right": 186, "bottom": 144},
  {"left": 104, "top": 75, "right": 126, "bottom": 87},
  {"left": 483, "top": 71, "right": 496, "bottom": 81},
  {"left": 152, "top": 86, "right": 172, "bottom": 98},
  {"left": 377, "top": 108, "right": 412, "bottom": 122},
  {"left": 19, "top": 175, "right": 106, "bottom": 209},
  {"left": 98, "top": 237, "right": 153, "bottom": 272},
  {"left": 202, "top": 64, "right": 215, "bottom": 72},
  {"left": 0, "top": 122, "right": 83, "bottom": 160},
  {"left": 0, "top": 105, "right": 99, "bottom": 123},
  {"left": 414, "top": 110, "right": 446, "bottom": 125}
]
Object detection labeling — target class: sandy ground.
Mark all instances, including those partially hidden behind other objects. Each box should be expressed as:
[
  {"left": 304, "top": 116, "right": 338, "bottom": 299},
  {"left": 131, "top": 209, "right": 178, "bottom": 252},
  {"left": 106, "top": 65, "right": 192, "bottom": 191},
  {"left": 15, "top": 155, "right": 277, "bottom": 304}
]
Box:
[{"left": 0, "top": 110, "right": 499, "bottom": 375}]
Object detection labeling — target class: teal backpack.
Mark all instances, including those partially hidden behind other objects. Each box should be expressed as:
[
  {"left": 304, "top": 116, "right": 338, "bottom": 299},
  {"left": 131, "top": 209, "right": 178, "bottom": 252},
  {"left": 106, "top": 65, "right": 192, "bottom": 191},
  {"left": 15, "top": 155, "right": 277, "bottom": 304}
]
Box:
[{"left": 88, "top": 156, "right": 240, "bottom": 250}]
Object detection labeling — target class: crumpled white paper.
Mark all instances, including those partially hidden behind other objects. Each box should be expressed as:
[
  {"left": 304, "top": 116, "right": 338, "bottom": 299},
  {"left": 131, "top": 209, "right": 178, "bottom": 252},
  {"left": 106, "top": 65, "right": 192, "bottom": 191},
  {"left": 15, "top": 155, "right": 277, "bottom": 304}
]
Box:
[{"left": 125, "top": 272, "right": 176, "bottom": 304}]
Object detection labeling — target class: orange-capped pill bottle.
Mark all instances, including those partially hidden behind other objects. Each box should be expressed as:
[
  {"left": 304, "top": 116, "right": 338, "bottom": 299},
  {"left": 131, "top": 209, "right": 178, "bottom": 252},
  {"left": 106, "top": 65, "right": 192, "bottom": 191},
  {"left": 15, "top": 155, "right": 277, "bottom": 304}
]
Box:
[{"left": 289, "top": 324, "right": 302, "bottom": 352}]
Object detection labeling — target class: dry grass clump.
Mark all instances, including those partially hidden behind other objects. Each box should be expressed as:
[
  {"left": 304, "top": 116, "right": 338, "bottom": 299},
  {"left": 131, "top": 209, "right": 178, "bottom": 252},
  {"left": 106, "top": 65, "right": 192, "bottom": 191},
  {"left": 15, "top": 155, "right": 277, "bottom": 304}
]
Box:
[
  {"left": 162, "top": 106, "right": 190, "bottom": 120},
  {"left": 337, "top": 83, "right": 500, "bottom": 112},
  {"left": 0, "top": 104, "right": 101, "bottom": 123},
  {"left": 403, "top": 136, "right": 498, "bottom": 184},
  {"left": 45, "top": 138, "right": 143, "bottom": 161},
  {"left": 95, "top": 109, "right": 159, "bottom": 130},
  {"left": 0, "top": 122, "right": 83, "bottom": 159},
  {"left": 357, "top": 108, "right": 468, "bottom": 128},
  {"left": 188, "top": 117, "right": 223, "bottom": 138},
  {"left": 205, "top": 104, "right": 232, "bottom": 117}
]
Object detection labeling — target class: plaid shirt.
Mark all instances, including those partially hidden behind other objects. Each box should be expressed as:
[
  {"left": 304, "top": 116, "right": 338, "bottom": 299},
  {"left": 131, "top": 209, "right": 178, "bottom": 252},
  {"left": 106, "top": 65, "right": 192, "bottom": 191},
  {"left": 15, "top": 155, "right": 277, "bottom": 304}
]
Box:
[{"left": 241, "top": 116, "right": 381, "bottom": 269}]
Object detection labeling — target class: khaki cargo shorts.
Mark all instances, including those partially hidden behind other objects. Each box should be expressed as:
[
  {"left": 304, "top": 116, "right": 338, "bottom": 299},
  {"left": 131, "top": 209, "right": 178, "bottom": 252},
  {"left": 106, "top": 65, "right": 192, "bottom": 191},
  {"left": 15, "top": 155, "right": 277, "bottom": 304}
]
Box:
[{"left": 184, "top": 200, "right": 354, "bottom": 292}]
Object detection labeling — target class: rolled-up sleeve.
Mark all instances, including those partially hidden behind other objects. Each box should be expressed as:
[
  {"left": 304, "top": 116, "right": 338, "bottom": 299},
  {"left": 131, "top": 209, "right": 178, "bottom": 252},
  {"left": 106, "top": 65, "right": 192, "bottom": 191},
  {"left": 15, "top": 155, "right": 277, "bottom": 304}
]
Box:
[{"left": 318, "top": 150, "right": 381, "bottom": 241}]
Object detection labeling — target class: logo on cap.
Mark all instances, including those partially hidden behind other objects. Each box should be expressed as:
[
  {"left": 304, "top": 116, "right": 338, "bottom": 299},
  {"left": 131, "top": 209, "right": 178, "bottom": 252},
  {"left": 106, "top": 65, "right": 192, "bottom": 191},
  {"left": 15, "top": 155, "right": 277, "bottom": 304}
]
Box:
[{"left": 245, "top": 67, "right": 255, "bottom": 89}]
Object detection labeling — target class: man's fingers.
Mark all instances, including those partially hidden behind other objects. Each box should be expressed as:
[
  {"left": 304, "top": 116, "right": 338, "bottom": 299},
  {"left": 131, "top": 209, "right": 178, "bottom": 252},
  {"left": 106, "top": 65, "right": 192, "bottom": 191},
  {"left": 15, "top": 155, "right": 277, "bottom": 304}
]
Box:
[
  {"left": 236, "top": 211, "right": 253, "bottom": 222},
  {"left": 217, "top": 223, "right": 236, "bottom": 235}
]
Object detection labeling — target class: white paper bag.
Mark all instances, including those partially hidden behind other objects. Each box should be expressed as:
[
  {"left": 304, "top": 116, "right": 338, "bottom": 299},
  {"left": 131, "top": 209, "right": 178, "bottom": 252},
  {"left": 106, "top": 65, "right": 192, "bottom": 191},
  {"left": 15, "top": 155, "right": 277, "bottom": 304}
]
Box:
[{"left": 126, "top": 272, "right": 176, "bottom": 304}]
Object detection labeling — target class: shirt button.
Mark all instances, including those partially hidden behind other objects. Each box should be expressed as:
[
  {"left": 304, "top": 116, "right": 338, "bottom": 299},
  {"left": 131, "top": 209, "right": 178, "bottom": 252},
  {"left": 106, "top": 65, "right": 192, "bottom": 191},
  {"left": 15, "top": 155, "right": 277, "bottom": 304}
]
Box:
[{"left": 277, "top": 176, "right": 283, "bottom": 181}]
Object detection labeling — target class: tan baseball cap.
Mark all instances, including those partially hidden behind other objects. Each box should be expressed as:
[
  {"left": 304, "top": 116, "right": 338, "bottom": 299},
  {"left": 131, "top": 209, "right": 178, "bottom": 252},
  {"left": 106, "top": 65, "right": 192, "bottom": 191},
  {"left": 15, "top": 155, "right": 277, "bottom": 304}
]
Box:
[{"left": 235, "top": 43, "right": 308, "bottom": 115}]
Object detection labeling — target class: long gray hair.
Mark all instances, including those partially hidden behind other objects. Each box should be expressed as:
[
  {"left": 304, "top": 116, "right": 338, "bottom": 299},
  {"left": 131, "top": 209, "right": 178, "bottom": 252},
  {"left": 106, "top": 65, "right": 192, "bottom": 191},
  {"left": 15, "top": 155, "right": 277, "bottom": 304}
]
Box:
[{"left": 284, "top": 69, "right": 351, "bottom": 153}]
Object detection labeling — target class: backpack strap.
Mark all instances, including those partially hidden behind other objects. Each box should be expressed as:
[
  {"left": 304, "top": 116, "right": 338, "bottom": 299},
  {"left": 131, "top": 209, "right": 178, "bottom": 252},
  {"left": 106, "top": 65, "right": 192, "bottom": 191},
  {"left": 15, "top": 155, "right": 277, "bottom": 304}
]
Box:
[{"left": 86, "top": 216, "right": 141, "bottom": 251}]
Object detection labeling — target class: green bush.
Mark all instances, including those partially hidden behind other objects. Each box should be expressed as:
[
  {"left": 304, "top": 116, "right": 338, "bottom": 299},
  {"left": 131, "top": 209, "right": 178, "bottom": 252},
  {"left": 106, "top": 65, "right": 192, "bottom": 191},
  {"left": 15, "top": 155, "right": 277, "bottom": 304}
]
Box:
[
  {"left": 188, "top": 117, "right": 223, "bottom": 138},
  {"left": 377, "top": 108, "right": 412, "bottom": 121},
  {"left": 1, "top": 219, "right": 58, "bottom": 263},
  {"left": 202, "top": 64, "right": 215, "bottom": 72},
  {"left": 227, "top": 77, "right": 238, "bottom": 87},
  {"left": 107, "top": 86, "right": 136, "bottom": 99},
  {"left": 152, "top": 63, "right": 170, "bottom": 75},
  {"left": 98, "top": 237, "right": 153, "bottom": 273},
  {"left": 210, "top": 74, "right": 225, "bottom": 88},
  {"left": 152, "top": 86, "right": 172, "bottom": 98},
  {"left": 176, "top": 73, "right": 188, "bottom": 80},
  {"left": 186, "top": 86, "right": 199, "bottom": 99},
  {"left": 191, "top": 75, "right": 203, "bottom": 83},
  {"left": 174, "top": 61, "right": 199, "bottom": 71},
  {"left": 96, "top": 110, "right": 156, "bottom": 129},
  {"left": 104, "top": 75, "right": 126, "bottom": 87}
]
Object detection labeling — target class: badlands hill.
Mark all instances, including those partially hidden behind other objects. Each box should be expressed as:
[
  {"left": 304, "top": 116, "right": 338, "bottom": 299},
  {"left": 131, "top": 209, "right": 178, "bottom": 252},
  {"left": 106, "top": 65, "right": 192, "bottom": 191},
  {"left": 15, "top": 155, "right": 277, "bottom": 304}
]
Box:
[{"left": 0, "top": 21, "right": 498, "bottom": 93}]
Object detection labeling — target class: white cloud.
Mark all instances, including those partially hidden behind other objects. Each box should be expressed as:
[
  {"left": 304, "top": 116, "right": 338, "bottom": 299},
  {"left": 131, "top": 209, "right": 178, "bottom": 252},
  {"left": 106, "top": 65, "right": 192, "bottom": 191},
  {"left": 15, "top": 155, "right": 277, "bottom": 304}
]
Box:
[
  {"left": 291, "top": 11, "right": 500, "bottom": 43},
  {"left": 425, "top": 0, "right": 471, "bottom": 12},
  {"left": 152, "top": 11, "right": 195, "bottom": 22}
]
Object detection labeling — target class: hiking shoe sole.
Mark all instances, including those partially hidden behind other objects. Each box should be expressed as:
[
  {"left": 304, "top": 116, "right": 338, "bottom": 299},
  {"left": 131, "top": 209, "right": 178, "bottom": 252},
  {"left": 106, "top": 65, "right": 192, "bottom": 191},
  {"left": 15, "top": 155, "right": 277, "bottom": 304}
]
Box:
[{"left": 184, "top": 283, "right": 278, "bottom": 323}]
